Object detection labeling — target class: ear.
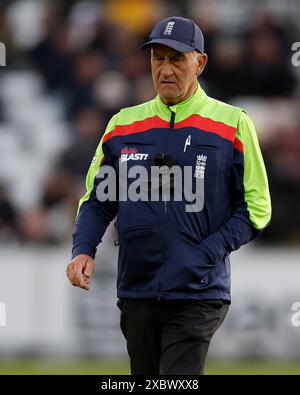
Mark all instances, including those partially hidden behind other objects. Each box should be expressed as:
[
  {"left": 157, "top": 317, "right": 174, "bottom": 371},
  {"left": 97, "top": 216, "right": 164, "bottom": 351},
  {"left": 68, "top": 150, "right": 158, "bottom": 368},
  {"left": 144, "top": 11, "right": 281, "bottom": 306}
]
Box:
[{"left": 196, "top": 53, "right": 208, "bottom": 77}]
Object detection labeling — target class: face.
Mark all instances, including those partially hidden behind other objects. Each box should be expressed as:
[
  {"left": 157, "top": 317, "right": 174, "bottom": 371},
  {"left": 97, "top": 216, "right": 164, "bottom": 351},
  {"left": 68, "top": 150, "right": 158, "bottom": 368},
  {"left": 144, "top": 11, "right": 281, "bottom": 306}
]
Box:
[{"left": 151, "top": 44, "right": 207, "bottom": 105}]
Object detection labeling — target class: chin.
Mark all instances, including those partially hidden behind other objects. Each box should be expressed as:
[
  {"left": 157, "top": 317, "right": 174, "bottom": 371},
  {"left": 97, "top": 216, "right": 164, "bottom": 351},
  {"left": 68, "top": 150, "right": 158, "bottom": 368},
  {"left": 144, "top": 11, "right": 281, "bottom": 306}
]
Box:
[
  {"left": 160, "top": 94, "right": 181, "bottom": 106},
  {"left": 159, "top": 89, "right": 178, "bottom": 102},
  {"left": 159, "top": 83, "right": 177, "bottom": 91}
]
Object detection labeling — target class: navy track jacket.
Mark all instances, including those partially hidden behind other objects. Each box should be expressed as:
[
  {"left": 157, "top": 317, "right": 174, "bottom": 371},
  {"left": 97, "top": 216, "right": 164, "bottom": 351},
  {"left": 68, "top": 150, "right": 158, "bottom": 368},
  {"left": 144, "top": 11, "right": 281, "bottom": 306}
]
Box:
[{"left": 72, "top": 84, "right": 272, "bottom": 302}]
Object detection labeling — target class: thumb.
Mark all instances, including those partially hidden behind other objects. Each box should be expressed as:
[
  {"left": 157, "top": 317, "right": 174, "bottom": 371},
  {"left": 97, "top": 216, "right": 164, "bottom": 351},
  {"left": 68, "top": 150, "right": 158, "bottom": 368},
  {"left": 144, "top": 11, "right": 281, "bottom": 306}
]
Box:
[{"left": 83, "top": 259, "right": 95, "bottom": 278}]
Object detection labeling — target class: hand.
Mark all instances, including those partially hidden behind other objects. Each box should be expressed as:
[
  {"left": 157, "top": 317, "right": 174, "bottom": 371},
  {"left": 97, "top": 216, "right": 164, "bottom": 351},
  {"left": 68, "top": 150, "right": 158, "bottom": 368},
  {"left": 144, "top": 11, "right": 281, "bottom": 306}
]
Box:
[{"left": 66, "top": 254, "right": 95, "bottom": 291}]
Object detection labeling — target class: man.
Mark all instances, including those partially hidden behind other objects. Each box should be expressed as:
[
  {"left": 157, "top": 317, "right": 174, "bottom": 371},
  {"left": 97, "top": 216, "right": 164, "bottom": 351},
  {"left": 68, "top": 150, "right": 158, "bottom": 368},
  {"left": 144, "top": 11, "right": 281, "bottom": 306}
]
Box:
[{"left": 66, "top": 16, "right": 271, "bottom": 374}]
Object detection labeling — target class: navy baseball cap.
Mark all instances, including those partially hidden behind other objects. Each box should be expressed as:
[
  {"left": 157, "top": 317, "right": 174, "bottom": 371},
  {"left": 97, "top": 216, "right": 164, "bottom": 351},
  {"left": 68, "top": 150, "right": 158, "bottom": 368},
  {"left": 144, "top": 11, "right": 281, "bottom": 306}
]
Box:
[{"left": 141, "top": 16, "right": 204, "bottom": 53}]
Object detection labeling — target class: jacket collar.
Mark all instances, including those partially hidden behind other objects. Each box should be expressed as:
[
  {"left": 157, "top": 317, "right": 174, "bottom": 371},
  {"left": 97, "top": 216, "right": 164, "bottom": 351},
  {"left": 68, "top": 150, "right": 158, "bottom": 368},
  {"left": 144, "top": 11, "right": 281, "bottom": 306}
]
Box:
[{"left": 153, "top": 82, "right": 208, "bottom": 121}]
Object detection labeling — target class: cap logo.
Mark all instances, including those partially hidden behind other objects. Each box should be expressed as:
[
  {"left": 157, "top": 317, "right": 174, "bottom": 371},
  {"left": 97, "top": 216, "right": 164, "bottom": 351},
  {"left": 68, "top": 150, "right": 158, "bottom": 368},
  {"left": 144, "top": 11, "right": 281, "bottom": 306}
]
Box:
[{"left": 163, "top": 21, "right": 175, "bottom": 36}]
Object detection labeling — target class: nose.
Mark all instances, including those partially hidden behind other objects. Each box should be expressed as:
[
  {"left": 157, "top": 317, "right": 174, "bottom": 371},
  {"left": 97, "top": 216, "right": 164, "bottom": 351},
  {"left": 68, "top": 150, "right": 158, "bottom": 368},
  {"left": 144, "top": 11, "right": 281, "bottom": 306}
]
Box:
[{"left": 160, "top": 60, "right": 174, "bottom": 79}]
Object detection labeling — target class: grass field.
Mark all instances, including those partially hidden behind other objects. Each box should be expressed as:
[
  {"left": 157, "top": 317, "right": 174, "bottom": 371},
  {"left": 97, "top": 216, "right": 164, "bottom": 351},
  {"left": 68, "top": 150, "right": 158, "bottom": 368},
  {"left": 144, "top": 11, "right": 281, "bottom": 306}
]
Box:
[{"left": 0, "top": 359, "right": 300, "bottom": 375}]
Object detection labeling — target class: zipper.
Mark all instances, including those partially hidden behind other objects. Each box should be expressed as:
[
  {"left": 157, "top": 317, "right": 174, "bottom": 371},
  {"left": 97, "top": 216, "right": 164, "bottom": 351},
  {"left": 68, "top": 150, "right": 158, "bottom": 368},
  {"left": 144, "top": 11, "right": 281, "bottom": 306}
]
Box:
[
  {"left": 169, "top": 110, "right": 175, "bottom": 129},
  {"left": 157, "top": 109, "right": 175, "bottom": 301}
]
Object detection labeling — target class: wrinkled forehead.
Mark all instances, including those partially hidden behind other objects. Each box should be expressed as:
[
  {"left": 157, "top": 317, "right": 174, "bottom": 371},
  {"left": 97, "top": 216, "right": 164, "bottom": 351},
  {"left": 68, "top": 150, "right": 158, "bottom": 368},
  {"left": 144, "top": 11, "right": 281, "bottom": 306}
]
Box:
[{"left": 151, "top": 44, "right": 186, "bottom": 57}]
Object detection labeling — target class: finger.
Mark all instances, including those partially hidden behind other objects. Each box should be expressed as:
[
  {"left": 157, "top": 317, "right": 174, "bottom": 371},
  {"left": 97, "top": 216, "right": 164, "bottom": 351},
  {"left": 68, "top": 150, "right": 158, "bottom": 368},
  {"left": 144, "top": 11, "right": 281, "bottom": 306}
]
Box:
[
  {"left": 70, "top": 276, "right": 89, "bottom": 290},
  {"left": 66, "top": 262, "right": 76, "bottom": 279},
  {"left": 69, "top": 271, "right": 85, "bottom": 288},
  {"left": 82, "top": 273, "right": 90, "bottom": 282},
  {"left": 83, "top": 260, "right": 95, "bottom": 278},
  {"left": 81, "top": 278, "right": 90, "bottom": 290},
  {"left": 82, "top": 275, "right": 91, "bottom": 288},
  {"left": 84, "top": 278, "right": 91, "bottom": 287},
  {"left": 67, "top": 260, "right": 91, "bottom": 290}
]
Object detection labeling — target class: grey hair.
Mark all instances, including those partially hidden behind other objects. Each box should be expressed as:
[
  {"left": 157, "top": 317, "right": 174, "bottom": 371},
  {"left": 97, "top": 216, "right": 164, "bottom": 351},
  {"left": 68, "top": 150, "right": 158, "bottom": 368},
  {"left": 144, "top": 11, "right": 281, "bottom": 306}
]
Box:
[{"left": 193, "top": 50, "right": 201, "bottom": 62}]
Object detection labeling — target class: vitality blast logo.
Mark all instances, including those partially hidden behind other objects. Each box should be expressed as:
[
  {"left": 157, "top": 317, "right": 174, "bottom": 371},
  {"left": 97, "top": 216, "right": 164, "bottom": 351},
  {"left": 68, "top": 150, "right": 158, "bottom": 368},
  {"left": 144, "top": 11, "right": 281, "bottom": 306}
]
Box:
[
  {"left": 0, "top": 302, "right": 6, "bottom": 327},
  {"left": 0, "top": 42, "right": 6, "bottom": 66}
]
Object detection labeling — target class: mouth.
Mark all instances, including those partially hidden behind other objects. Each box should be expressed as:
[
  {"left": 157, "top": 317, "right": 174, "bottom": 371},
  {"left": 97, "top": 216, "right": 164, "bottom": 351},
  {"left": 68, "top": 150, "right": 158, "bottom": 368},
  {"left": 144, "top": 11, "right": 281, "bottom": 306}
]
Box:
[{"left": 160, "top": 81, "right": 176, "bottom": 85}]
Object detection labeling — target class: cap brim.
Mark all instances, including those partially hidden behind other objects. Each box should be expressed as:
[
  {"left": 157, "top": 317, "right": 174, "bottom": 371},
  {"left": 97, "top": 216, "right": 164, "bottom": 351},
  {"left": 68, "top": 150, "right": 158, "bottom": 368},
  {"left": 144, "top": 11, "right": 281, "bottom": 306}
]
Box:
[{"left": 141, "top": 38, "right": 196, "bottom": 53}]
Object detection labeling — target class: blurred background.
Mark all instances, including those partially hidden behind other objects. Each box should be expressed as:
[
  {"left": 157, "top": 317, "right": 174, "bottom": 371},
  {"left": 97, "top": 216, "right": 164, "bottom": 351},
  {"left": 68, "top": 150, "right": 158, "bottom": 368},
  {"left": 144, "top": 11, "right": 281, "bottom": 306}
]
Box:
[{"left": 0, "top": 0, "right": 300, "bottom": 374}]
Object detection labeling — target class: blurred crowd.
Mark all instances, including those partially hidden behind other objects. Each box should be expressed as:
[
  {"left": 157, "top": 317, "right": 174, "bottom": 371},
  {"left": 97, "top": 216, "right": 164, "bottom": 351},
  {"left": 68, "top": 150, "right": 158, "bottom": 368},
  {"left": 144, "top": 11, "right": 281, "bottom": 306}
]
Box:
[{"left": 0, "top": 0, "right": 300, "bottom": 247}]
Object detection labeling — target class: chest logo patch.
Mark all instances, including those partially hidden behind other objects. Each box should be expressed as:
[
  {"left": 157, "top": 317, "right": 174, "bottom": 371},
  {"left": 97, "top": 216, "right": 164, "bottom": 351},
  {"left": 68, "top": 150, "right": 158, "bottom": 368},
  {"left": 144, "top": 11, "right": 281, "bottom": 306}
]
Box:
[
  {"left": 194, "top": 154, "right": 207, "bottom": 179},
  {"left": 120, "top": 147, "right": 149, "bottom": 162},
  {"left": 184, "top": 135, "right": 191, "bottom": 152}
]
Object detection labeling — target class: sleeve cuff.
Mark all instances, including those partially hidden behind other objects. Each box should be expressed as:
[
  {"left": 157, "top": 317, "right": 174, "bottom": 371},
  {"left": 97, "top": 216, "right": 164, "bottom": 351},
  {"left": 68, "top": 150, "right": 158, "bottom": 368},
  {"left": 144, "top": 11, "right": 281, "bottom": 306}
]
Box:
[{"left": 71, "top": 243, "right": 96, "bottom": 260}]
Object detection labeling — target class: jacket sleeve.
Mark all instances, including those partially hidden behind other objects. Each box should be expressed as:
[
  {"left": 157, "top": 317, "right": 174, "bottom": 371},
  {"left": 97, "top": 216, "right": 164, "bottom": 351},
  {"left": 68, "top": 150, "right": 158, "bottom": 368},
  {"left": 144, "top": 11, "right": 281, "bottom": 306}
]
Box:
[
  {"left": 71, "top": 113, "right": 119, "bottom": 260},
  {"left": 200, "top": 110, "right": 272, "bottom": 264}
]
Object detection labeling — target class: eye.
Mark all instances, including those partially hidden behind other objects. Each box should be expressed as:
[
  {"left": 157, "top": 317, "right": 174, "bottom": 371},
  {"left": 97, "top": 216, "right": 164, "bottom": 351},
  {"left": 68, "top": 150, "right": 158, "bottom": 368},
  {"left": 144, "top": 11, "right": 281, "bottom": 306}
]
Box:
[{"left": 172, "top": 56, "right": 184, "bottom": 62}]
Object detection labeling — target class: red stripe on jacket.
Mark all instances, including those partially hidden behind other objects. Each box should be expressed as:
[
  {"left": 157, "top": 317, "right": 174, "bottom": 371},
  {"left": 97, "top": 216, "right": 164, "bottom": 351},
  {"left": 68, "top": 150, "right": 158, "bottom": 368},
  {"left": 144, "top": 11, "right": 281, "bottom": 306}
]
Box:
[
  {"left": 233, "top": 138, "right": 244, "bottom": 153},
  {"left": 174, "top": 114, "right": 236, "bottom": 142},
  {"left": 103, "top": 114, "right": 242, "bottom": 151},
  {"left": 103, "top": 116, "right": 168, "bottom": 142}
]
